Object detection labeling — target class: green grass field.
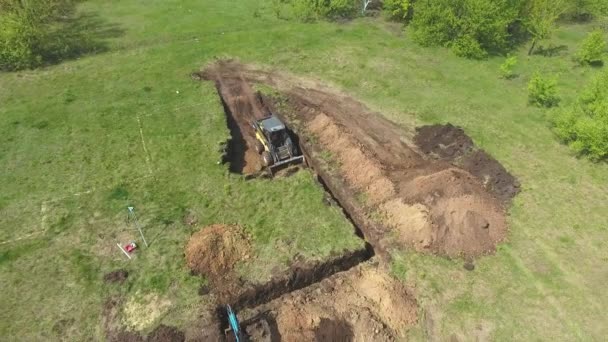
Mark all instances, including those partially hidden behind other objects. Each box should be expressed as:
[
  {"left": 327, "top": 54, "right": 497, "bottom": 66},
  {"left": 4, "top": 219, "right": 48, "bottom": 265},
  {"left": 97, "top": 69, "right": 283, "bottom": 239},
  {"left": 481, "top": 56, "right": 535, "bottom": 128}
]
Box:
[{"left": 1, "top": 0, "right": 607, "bottom": 340}]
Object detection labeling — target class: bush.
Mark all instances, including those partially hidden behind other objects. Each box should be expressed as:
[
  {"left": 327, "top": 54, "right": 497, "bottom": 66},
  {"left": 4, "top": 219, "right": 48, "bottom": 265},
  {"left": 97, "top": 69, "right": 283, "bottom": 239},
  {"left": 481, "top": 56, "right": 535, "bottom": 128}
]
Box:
[
  {"left": 576, "top": 30, "right": 606, "bottom": 65},
  {"left": 528, "top": 72, "right": 560, "bottom": 107},
  {"left": 500, "top": 55, "right": 518, "bottom": 79},
  {"left": 0, "top": 0, "right": 77, "bottom": 71},
  {"left": 553, "top": 70, "right": 608, "bottom": 160},
  {"left": 0, "top": 13, "right": 43, "bottom": 70},
  {"left": 291, "top": 0, "right": 359, "bottom": 21},
  {"left": 383, "top": 0, "right": 412, "bottom": 21},
  {"left": 410, "top": 0, "right": 521, "bottom": 59}
]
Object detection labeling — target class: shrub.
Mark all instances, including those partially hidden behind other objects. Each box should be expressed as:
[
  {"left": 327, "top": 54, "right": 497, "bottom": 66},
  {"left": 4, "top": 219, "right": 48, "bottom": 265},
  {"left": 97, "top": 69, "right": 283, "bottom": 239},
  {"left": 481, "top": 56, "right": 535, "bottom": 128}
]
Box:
[
  {"left": 576, "top": 30, "right": 606, "bottom": 65},
  {"left": 0, "top": 0, "right": 77, "bottom": 71},
  {"left": 383, "top": 0, "right": 412, "bottom": 21},
  {"left": 553, "top": 70, "right": 608, "bottom": 160},
  {"left": 410, "top": 0, "right": 521, "bottom": 59},
  {"left": 0, "top": 13, "right": 43, "bottom": 70},
  {"left": 291, "top": 0, "right": 359, "bottom": 21},
  {"left": 528, "top": 72, "right": 560, "bottom": 107},
  {"left": 499, "top": 55, "right": 518, "bottom": 79}
]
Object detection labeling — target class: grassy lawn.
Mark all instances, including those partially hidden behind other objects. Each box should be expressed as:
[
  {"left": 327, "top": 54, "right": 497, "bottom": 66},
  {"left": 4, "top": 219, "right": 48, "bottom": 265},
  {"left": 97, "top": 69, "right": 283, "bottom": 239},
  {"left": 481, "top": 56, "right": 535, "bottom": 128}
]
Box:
[{"left": 1, "top": 0, "right": 607, "bottom": 340}]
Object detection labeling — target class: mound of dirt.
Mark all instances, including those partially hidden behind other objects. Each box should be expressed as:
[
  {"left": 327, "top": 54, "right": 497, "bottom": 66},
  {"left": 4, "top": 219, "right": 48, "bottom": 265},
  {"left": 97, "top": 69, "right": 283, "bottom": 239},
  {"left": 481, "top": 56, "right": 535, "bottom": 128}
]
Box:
[
  {"left": 460, "top": 150, "right": 520, "bottom": 204},
  {"left": 305, "top": 111, "right": 506, "bottom": 257},
  {"left": 147, "top": 325, "right": 185, "bottom": 342},
  {"left": 415, "top": 124, "right": 474, "bottom": 159},
  {"left": 241, "top": 264, "right": 417, "bottom": 341},
  {"left": 185, "top": 224, "right": 251, "bottom": 280},
  {"left": 415, "top": 124, "right": 520, "bottom": 204},
  {"left": 104, "top": 270, "right": 129, "bottom": 284}
]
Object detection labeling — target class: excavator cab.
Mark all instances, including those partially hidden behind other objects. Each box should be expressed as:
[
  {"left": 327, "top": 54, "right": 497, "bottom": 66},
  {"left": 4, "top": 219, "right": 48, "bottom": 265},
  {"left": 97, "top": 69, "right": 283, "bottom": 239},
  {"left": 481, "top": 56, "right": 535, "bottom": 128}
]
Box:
[{"left": 252, "top": 115, "right": 304, "bottom": 175}]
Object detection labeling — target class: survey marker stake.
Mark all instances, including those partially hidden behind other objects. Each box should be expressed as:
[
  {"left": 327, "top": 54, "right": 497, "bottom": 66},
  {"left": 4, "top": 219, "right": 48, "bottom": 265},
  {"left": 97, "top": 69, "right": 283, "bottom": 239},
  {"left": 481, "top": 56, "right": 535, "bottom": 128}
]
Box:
[
  {"left": 117, "top": 243, "right": 132, "bottom": 260},
  {"left": 128, "top": 206, "right": 148, "bottom": 247}
]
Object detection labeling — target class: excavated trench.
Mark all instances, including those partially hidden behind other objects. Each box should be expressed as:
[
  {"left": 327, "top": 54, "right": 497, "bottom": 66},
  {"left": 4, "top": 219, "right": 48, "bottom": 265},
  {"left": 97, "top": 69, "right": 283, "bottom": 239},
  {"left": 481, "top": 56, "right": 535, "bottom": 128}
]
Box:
[
  {"left": 207, "top": 77, "right": 384, "bottom": 341},
  {"left": 198, "top": 61, "right": 518, "bottom": 340}
]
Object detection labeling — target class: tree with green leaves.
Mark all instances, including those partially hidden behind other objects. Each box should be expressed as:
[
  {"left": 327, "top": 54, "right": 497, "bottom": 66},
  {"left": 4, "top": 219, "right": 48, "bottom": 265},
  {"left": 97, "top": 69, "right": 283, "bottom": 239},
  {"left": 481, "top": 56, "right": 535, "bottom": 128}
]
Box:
[
  {"left": 290, "top": 0, "right": 359, "bottom": 21},
  {"left": 383, "top": 0, "right": 412, "bottom": 21},
  {"left": 410, "top": 0, "right": 521, "bottom": 59},
  {"left": 0, "top": 0, "right": 76, "bottom": 70},
  {"left": 523, "top": 0, "right": 569, "bottom": 55},
  {"left": 576, "top": 30, "right": 607, "bottom": 65},
  {"left": 553, "top": 70, "right": 608, "bottom": 160}
]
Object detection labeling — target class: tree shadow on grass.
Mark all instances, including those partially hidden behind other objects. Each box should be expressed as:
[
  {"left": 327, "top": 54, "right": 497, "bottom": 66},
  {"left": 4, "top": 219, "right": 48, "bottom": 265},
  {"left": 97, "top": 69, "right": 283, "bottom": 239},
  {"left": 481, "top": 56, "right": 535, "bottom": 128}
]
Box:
[
  {"left": 38, "top": 11, "right": 124, "bottom": 66},
  {"left": 533, "top": 44, "right": 569, "bottom": 57}
]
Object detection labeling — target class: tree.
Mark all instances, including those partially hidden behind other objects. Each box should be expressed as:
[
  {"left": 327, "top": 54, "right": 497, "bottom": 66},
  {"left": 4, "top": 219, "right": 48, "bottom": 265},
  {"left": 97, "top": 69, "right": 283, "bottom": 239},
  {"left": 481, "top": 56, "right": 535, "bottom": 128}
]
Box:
[
  {"left": 576, "top": 30, "right": 607, "bottom": 65},
  {"left": 0, "top": 0, "right": 76, "bottom": 70},
  {"left": 523, "top": 0, "right": 569, "bottom": 55},
  {"left": 410, "top": 0, "right": 521, "bottom": 59},
  {"left": 362, "top": 0, "right": 372, "bottom": 14},
  {"left": 553, "top": 70, "right": 608, "bottom": 160},
  {"left": 290, "top": 0, "right": 359, "bottom": 21},
  {"left": 383, "top": 0, "right": 411, "bottom": 21}
]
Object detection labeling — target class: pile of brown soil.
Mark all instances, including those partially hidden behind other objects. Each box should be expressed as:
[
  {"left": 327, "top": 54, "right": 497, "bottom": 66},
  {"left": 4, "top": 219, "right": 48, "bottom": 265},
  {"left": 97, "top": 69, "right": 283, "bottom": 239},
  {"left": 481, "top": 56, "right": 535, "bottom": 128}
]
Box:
[
  {"left": 415, "top": 124, "right": 520, "bottom": 204},
  {"left": 147, "top": 325, "right": 185, "bottom": 342},
  {"left": 305, "top": 111, "right": 506, "bottom": 257},
  {"left": 104, "top": 270, "right": 129, "bottom": 284},
  {"left": 185, "top": 224, "right": 251, "bottom": 280},
  {"left": 414, "top": 124, "right": 474, "bottom": 159},
  {"left": 241, "top": 264, "right": 417, "bottom": 341}
]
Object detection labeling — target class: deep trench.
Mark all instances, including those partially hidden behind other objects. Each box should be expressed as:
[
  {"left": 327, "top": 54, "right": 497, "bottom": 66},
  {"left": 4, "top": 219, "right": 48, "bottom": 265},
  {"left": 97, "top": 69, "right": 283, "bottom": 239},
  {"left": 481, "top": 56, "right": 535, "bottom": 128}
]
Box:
[
  {"left": 215, "top": 91, "right": 378, "bottom": 338},
  {"left": 218, "top": 87, "right": 248, "bottom": 174}
]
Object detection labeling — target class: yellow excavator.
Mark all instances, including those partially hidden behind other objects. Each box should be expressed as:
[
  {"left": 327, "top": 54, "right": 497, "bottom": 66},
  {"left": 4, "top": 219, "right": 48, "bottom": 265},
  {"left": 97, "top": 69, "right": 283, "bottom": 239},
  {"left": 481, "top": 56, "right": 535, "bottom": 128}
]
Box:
[{"left": 252, "top": 115, "right": 304, "bottom": 175}]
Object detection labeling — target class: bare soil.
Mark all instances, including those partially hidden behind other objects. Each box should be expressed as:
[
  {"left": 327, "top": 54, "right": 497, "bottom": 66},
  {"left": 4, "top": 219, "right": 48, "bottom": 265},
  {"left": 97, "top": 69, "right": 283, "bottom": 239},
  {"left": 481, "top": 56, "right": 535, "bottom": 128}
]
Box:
[
  {"left": 203, "top": 71, "right": 266, "bottom": 175},
  {"left": 147, "top": 325, "right": 185, "bottom": 342},
  {"left": 202, "top": 60, "right": 518, "bottom": 258},
  {"left": 185, "top": 224, "right": 251, "bottom": 281},
  {"left": 414, "top": 124, "right": 520, "bottom": 204},
  {"left": 104, "top": 270, "right": 129, "bottom": 284},
  {"left": 239, "top": 263, "right": 417, "bottom": 341}
]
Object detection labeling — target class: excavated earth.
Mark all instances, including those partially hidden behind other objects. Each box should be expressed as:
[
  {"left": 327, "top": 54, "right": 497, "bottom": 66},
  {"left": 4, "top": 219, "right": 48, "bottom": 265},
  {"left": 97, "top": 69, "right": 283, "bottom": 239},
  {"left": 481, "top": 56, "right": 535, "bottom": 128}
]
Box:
[
  {"left": 174, "top": 60, "right": 521, "bottom": 341},
  {"left": 237, "top": 263, "right": 417, "bottom": 342},
  {"left": 201, "top": 60, "right": 519, "bottom": 258}
]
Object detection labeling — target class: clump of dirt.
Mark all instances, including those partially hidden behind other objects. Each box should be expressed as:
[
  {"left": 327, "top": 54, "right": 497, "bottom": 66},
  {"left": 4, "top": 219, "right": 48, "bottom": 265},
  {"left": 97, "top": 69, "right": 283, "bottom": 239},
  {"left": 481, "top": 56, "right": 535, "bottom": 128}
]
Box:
[
  {"left": 414, "top": 124, "right": 520, "bottom": 204},
  {"left": 240, "top": 264, "right": 417, "bottom": 341},
  {"left": 147, "top": 325, "right": 185, "bottom": 342},
  {"left": 185, "top": 224, "right": 251, "bottom": 280},
  {"left": 314, "top": 318, "right": 354, "bottom": 341},
  {"left": 104, "top": 270, "right": 129, "bottom": 284},
  {"left": 415, "top": 124, "right": 474, "bottom": 159},
  {"left": 460, "top": 150, "right": 520, "bottom": 204}
]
